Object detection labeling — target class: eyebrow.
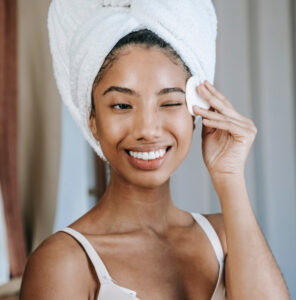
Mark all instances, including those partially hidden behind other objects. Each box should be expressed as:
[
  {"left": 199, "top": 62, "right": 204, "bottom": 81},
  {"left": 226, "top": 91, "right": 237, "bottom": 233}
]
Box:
[{"left": 102, "top": 86, "right": 185, "bottom": 96}]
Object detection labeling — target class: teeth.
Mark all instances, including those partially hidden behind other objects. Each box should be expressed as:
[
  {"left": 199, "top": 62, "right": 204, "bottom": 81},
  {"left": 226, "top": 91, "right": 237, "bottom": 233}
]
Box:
[
  {"left": 129, "top": 148, "right": 167, "bottom": 160},
  {"left": 148, "top": 152, "right": 156, "bottom": 160}
]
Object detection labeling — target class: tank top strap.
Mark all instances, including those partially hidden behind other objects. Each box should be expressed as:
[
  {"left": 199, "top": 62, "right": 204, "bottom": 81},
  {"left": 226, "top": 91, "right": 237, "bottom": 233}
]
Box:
[
  {"left": 191, "top": 212, "right": 224, "bottom": 267},
  {"left": 60, "top": 227, "right": 112, "bottom": 284}
]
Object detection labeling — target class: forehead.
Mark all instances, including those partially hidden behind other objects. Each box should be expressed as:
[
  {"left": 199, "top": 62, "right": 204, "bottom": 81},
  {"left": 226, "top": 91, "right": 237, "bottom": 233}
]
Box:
[
  {"left": 113, "top": 45, "right": 184, "bottom": 71},
  {"left": 98, "top": 46, "right": 188, "bottom": 89}
]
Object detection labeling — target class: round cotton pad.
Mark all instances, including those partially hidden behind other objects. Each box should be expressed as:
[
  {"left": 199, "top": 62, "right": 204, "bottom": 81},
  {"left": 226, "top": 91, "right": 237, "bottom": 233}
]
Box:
[{"left": 186, "top": 76, "right": 210, "bottom": 116}]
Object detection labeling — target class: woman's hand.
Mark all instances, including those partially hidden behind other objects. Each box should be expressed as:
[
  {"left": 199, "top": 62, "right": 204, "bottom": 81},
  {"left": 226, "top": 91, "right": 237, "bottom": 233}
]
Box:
[{"left": 193, "top": 80, "right": 257, "bottom": 178}]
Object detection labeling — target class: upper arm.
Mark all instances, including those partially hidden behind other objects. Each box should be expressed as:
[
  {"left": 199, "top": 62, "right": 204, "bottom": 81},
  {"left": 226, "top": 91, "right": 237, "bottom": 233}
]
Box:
[
  {"left": 203, "top": 213, "right": 227, "bottom": 256},
  {"left": 224, "top": 251, "right": 232, "bottom": 299},
  {"left": 20, "top": 233, "right": 91, "bottom": 300}
]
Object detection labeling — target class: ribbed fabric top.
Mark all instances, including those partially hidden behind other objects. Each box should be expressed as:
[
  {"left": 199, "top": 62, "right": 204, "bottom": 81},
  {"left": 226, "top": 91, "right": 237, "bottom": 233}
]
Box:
[{"left": 60, "top": 212, "right": 226, "bottom": 299}]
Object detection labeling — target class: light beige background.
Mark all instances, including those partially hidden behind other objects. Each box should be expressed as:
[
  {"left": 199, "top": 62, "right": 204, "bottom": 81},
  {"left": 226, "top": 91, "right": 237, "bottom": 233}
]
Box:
[{"left": 18, "top": 0, "right": 60, "bottom": 249}]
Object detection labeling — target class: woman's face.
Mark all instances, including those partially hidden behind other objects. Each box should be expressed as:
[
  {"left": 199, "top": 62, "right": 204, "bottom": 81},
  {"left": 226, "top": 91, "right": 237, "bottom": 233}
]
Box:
[{"left": 90, "top": 45, "right": 195, "bottom": 188}]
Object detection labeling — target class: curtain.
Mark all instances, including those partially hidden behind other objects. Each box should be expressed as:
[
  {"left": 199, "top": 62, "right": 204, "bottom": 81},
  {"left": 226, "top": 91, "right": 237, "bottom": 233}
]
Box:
[
  {"left": 17, "top": 0, "right": 102, "bottom": 250},
  {"left": 0, "top": 0, "right": 27, "bottom": 281},
  {"left": 53, "top": 105, "right": 98, "bottom": 232},
  {"left": 17, "top": 0, "right": 61, "bottom": 251},
  {"left": 0, "top": 186, "right": 9, "bottom": 284}
]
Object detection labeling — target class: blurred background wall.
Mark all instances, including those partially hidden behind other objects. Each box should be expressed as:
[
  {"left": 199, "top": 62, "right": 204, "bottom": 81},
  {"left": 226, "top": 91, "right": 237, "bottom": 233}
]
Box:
[
  {"left": 0, "top": 0, "right": 295, "bottom": 298},
  {"left": 17, "top": 0, "right": 61, "bottom": 252}
]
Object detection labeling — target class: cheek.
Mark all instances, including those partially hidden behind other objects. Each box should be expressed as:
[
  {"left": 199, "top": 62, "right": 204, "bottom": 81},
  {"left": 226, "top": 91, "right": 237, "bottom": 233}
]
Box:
[
  {"left": 96, "top": 114, "right": 128, "bottom": 152},
  {"left": 166, "top": 110, "right": 193, "bottom": 148}
]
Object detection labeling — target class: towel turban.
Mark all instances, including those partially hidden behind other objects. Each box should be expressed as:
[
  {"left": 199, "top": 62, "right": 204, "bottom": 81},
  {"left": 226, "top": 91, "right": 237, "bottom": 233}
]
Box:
[{"left": 48, "top": 0, "right": 218, "bottom": 161}]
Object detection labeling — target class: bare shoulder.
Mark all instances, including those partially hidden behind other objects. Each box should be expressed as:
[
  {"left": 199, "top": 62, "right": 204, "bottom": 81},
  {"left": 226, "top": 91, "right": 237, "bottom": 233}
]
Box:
[
  {"left": 20, "top": 231, "right": 96, "bottom": 300},
  {"left": 202, "top": 213, "right": 228, "bottom": 256}
]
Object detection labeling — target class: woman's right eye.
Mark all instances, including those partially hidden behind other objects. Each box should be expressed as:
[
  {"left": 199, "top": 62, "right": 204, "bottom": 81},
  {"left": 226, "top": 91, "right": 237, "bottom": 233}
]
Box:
[{"left": 111, "top": 103, "right": 132, "bottom": 110}]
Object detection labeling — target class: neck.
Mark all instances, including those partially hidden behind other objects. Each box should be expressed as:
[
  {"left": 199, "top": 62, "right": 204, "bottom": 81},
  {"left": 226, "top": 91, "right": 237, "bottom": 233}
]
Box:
[{"left": 92, "top": 167, "right": 187, "bottom": 234}]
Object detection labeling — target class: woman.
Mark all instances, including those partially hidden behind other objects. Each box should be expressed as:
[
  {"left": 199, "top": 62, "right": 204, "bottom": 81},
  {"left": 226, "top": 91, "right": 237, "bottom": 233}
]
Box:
[{"left": 20, "top": 1, "right": 289, "bottom": 299}]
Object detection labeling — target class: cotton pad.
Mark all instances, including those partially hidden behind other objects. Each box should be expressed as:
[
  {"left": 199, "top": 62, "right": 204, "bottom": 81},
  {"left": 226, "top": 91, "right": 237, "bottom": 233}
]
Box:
[{"left": 186, "top": 76, "right": 210, "bottom": 117}]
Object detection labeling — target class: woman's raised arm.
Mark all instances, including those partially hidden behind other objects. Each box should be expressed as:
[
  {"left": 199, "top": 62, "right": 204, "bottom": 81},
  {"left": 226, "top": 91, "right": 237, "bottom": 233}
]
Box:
[
  {"left": 193, "top": 80, "right": 290, "bottom": 299},
  {"left": 213, "top": 174, "right": 289, "bottom": 299}
]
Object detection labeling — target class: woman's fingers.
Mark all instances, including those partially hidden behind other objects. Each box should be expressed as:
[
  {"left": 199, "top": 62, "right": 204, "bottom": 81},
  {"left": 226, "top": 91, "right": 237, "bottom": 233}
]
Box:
[
  {"left": 197, "top": 82, "right": 255, "bottom": 127},
  {"left": 204, "top": 80, "right": 234, "bottom": 109},
  {"left": 193, "top": 105, "right": 256, "bottom": 132},
  {"left": 201, "top": 117, "right": 257, "bottom": 143},
  {"left": 197, "top": 84, "right": 232, "bottom": 116}
]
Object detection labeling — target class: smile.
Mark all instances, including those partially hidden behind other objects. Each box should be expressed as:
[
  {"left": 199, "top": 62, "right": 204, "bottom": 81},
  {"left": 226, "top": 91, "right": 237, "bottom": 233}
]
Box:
[
  {"left": 126, "top": 146, "right": 171, "bottom": 161},
  {"left": 125, "top": 146, "right": 172, "bottom": 170}
]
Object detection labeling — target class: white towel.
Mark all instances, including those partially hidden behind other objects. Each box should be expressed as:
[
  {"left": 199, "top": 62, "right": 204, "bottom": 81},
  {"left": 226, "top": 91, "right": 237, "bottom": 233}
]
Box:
[{"left": 48, "top": 0, "right": 218, "bottom": 161}]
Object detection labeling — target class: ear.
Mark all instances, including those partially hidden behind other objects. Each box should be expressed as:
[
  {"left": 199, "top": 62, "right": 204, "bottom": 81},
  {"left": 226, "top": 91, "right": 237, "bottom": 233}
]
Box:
[{"left": 89, "top": 109, "right": 100, "bottom": 141}]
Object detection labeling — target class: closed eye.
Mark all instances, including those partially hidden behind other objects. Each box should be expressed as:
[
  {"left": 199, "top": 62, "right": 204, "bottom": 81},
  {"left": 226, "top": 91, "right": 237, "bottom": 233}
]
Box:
[
  {"left": 161, "top": 103, "right": 183, "bottom": 107},
  {"left": 111, "top": 103, "right": 183, "bottom": 110}
]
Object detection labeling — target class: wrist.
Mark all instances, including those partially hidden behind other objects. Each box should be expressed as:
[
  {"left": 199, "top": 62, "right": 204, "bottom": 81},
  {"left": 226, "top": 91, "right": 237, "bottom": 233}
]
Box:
[
  {"left": 211, "top": 172, "right": 247, "bottom": 194},
  {"left": 211, "top": 171, "right": 245, "bottom": 183}
]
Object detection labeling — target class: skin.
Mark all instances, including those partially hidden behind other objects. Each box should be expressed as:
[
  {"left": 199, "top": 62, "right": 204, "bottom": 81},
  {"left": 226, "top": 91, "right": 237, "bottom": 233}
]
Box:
[{"left": 20, "top": 46, "right": 290, "bottom": 300}]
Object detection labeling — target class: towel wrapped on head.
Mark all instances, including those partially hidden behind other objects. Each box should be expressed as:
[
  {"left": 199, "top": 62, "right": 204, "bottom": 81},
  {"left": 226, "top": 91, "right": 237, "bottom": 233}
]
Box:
[
  {"left": 100, "top": 0, "right": 131, "bottom": 7},
  {"left": 48, "top": 0, "right": 218, "bottom": 161}
]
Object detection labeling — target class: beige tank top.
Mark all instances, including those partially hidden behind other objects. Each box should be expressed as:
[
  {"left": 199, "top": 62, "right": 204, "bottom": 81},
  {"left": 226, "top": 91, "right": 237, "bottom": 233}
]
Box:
[{"left": 60, "top": 212, "right": 227, "bottom": 299}]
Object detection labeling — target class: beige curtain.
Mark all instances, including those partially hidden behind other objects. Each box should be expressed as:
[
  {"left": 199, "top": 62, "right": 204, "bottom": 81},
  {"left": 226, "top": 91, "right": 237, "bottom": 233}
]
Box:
[
  {"left": 18, "top": 0, "right": 61, "bottom": 250},
  {"left": 0, "top": 0, "right": 27, "bottom": 280}
]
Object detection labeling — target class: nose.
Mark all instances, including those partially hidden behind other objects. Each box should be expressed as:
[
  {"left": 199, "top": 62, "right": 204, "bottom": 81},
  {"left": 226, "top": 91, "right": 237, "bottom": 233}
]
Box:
[{"left": 132, "top": 104, "right": 162, "bottom": 141}]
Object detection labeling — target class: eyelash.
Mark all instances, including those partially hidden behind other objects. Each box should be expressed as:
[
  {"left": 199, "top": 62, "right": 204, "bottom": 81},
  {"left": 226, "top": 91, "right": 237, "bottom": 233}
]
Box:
[
  {"left": 111, "top": 103, "right": 183, "bottom": 110},
  {"left": 162, "top": 103, "right": 183, "bottom": 107}
]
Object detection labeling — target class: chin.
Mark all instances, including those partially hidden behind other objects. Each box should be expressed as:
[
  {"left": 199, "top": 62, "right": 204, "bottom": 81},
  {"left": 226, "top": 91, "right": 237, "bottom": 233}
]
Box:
[
  {"left": 111, "top": 164, "right": 171, "bottom": 189},
  {"left": 129, "top": 173, "right": 170, "bottom": 189}
]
